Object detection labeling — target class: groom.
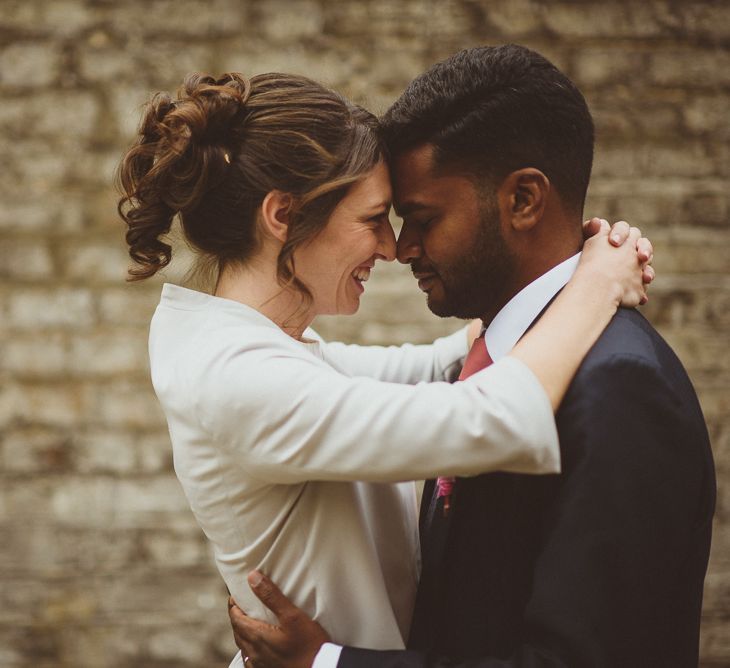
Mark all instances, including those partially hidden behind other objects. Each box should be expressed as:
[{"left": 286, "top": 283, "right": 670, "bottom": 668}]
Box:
[{"left": 229, "top": 45, "right": 715, "bottom": 667}]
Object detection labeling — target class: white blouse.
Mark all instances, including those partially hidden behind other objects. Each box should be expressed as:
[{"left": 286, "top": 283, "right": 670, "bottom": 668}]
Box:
[{"left": 148, "top": 283, "right": 559, "bottom": 650}]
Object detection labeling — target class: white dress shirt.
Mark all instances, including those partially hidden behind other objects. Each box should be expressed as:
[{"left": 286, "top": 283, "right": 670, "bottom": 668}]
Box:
[
  {"left": 146, "top": 283, "right": 559, "bottom": 667},
  {"left": 484, "top": 252, "right": 580, "bottom": 361},
  {"left": 311, "top": 253, "right": 580, "bottom": 668}
]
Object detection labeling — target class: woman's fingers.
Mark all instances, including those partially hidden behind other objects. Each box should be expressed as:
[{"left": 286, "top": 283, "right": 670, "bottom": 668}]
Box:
[
  {"left": 466, "top": 318, "right": 482, "bottom": 347},
  {"left": 586, "top": 219, "right": 652, "bottom": 257},
  {"left": 626, "top": 229, "right": 654, "bottom": 289},
  {"left": 582, "top": 217, "right": 605, "bottom": 239},
  {"left": 643, "top": 264, "right": 656, "bottom": 285},
  {"left": 627, "top": 225, "right": 642, "bottom": 243},
  {"left": 582, "top": 218, "right": 654, "bottom": 307},
  {"left": 637, "top": 237, "right": 653, "bottom": 264},
  {"left": 625, "top": 229, "right": 654, "bottom": 289},
  {"left": 608, "top": 221, "right": 632, "bottom": 246}
]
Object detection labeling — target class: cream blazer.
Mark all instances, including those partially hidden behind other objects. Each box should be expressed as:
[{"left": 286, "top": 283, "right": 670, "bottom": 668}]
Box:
[{"left": 148, "top": 284, "right": 559, "bottom": 649}]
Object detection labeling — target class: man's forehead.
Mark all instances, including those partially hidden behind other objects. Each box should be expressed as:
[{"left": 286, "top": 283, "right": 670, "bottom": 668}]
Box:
[
  {"left": 392, "top": 144, "right": 478, "bottom": 216},
  {"left": 392, "top": 144, "right": 439, "bottom": 214},
  {"left": 393, "top": 144, "right": 437, "bottom": 179}
]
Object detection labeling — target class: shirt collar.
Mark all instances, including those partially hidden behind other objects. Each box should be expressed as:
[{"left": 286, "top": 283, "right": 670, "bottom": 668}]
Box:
[{"left": 484, "top": 252, "right": 581, "bottom": 362}]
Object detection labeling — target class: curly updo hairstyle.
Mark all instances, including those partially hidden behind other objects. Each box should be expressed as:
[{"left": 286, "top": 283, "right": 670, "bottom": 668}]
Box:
[{"left": 116, "top": 72, "right": 386, "bottom": 301}]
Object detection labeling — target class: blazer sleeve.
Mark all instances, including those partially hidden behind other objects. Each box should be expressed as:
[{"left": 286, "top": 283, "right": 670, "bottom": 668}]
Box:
[
  {"left": 337, "top": 354, "right": 713, "bottom": 668},
  {"left": 200, "top": 351, "right": 559, "bottom": 485},
  {"left": 306, "top": 326, "right": 468, "bottom": 384}
]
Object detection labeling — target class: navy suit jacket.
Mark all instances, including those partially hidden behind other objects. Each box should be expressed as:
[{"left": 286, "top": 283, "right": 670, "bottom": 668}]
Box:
[{"left": 339, "top": 309, "right": 715, "bottom": 668}]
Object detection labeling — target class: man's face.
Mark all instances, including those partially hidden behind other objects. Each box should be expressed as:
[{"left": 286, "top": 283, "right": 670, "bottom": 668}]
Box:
[{"left": 392, "top": 144, "right": 516, "bottom": 320}]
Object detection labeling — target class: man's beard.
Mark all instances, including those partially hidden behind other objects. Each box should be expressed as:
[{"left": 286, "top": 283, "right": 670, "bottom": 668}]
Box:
[{"left": 427, "top": 197, "right": 516, "bottom": 320}]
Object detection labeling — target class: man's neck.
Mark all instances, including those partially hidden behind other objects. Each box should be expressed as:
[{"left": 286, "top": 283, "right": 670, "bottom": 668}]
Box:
[
  {"left": 479, "top": 237, "right": 582, "bottom": 326},
  {"left": 481, "top": 252, "right": 582, "bottom": 362}
]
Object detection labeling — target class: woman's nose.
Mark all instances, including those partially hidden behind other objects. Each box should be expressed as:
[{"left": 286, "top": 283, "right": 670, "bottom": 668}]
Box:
[{"left": 376, "top": 221, "right": 397, "bottom": 262}]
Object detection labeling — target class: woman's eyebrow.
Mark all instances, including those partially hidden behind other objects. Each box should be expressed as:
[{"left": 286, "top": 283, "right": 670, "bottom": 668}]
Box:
[{"left": 365, "top": 200, "right": 391, "bottom": 216}]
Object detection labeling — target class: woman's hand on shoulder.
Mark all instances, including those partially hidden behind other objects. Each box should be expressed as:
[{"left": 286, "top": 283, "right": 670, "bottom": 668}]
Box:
[
  {"left": 466, "top": 318, "right": 483, "bottom": 348},
  {"left": 581, "top": 217, "right": 655, "bottom": 307}
]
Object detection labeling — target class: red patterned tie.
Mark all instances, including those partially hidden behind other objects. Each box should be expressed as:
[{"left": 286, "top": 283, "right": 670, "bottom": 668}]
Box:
[{"left": 436, "top": 333, "right": 494, "bottom": 515}]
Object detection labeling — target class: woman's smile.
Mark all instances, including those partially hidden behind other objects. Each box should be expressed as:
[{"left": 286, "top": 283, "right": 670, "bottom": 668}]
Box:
[
  {"left": 294, "top": 161, "right": 395, "bottom": 317},
  {"left": 351, "top": 265, "right": 372, "bottom": 293}
]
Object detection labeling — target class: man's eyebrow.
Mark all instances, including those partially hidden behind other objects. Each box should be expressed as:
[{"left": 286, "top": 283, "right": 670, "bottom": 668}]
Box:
[{"left": 394, "top": 201, "right": 431, "bottom": 218}]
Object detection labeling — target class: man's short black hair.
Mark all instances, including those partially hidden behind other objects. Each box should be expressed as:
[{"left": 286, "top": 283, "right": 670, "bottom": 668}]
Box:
[{"left": 382, "top": 44, "right": 595, "bottom": 214}]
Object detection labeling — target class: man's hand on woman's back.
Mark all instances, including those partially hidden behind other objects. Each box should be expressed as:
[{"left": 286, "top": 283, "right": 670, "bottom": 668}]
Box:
[{"left": 228, "top": 571, "right": 330, "bottom": 668}]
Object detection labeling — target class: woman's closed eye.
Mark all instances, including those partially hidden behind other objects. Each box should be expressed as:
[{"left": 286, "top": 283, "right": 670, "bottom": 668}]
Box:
[{"left": 367, "top": 213, "right": 390, "bottom": 226}]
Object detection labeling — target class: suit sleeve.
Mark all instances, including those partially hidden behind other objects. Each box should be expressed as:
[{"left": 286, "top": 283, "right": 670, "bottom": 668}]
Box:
[{"left": 337, "top": 354, "right": 712, "bottom": 668}]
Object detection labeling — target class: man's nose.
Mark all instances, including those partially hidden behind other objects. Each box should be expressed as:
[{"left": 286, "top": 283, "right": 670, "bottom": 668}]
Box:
[{"left": 396, "top": 220, "right": 421, "bottom": 265}]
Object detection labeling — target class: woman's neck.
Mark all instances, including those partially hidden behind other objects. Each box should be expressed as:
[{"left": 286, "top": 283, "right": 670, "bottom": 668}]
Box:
[{"left": 214, "top": 260, "right": 313, "bottom": 340}]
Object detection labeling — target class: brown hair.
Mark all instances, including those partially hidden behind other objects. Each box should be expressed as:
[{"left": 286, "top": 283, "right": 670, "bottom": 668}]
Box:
[{"left": 116, "top": 72, "right": 385, "bottom": 302}]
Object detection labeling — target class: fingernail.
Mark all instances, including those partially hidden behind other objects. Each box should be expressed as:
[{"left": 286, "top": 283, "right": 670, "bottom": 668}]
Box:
[
  {"left": 248, "top": 570, "right": 264, "bottom": 587},
  {"left": 611, "top": 234, "right": 621, "bottom": 244}
]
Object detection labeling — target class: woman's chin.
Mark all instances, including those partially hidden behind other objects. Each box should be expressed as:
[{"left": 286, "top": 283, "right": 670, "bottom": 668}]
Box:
[
  {"left": 337, "top": 294, "right": 362, "bottom": 316},
  {"left": 340, "top": 300, "right": 361, "bottom": 316},
  {"left": 317, "top": 295, "right": 361, "bottom": 317}
]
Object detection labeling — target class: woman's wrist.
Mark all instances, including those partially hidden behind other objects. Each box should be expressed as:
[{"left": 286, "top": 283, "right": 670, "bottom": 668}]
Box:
[
  {"left": 573, "top": 247, "right": 624, "bottom": 310},
  {"left": 564, "top": 264, "right": 621, "bottom": 328}
]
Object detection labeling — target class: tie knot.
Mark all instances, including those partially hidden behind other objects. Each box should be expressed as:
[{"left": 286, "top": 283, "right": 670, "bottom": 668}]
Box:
[{"left": 459, "top": 334, "right": 493, "bottom": 380}]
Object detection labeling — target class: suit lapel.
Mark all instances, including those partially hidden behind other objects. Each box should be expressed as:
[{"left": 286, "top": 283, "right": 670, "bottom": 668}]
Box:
[
  {"left": 408, "top": 295, "right": 563, "bottom": 650},
  {"left": 419, "top": 478, "right": 436, "bottom": 538},
  {"left": 409, "top": 479, "right": 460, "bottom": 649}
]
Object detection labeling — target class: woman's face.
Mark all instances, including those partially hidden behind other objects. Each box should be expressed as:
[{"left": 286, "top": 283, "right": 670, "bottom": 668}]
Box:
[{"left": 295, "top": 161, "right": 396, "bottom": 316}]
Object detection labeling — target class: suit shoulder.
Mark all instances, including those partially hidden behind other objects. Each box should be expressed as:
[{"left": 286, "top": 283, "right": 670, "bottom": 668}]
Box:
[
  {"left": 584, "top": 309, "right": 658, "bottom": 360},
  {"left": 563, "top": 310, "right": 709, "bottom": 443},
  {"left": 577, "top": 309, "right": 686, "bottom": 381},
  {"left": 556, "top": 311, "right": 714, "bottom": 519},
  {"left": 565, "top": 309, "right": 709, "bottom": 430}
]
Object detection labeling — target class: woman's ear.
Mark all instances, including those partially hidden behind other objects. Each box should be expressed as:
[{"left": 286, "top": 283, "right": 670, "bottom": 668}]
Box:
[
  {"left": 498, "top": 168, "right": 550, "bottom": 233},
  {"left": 260, "top": 191, "right": 293, "bottom": 243}
]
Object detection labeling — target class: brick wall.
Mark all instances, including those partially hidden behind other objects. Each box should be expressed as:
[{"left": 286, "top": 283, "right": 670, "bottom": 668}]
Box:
[{"left": 1, "top": 1, "right": 728, "bottom": 665}]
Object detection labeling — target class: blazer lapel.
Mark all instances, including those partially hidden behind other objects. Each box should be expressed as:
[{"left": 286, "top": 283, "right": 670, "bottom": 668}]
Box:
[{"left": 408, "top": 479, "right": 457, "bottom": 649}]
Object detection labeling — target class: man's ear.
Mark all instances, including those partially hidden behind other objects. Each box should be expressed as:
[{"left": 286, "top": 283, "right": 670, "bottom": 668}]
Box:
[
  {"left": 260, "top": 190, "right": 294, "bottom": 243},
  {"left": 498, "top": 168, "right": 550, "bottom": 233}
]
